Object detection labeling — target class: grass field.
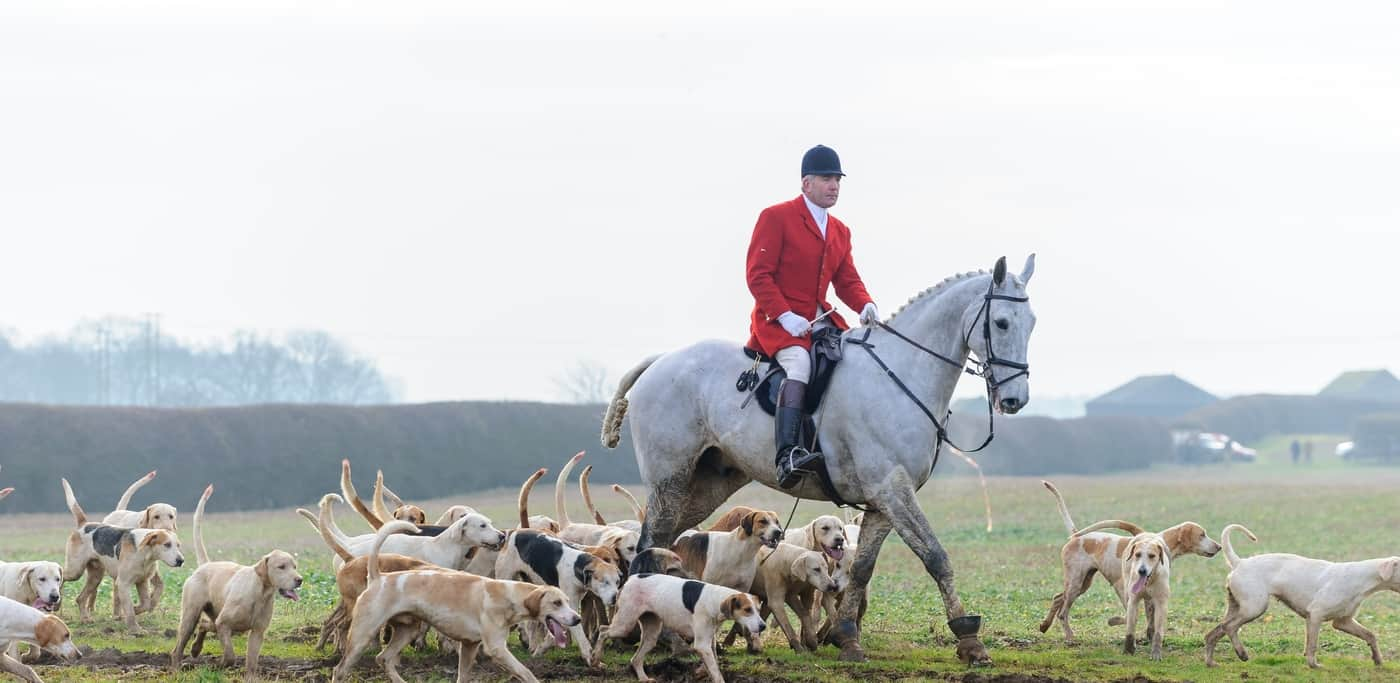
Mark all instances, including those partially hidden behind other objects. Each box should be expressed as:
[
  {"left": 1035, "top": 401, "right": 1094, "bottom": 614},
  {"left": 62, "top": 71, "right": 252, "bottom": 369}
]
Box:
[{"left": 4, "top": 435, "right": 1399, "bottom": 682}]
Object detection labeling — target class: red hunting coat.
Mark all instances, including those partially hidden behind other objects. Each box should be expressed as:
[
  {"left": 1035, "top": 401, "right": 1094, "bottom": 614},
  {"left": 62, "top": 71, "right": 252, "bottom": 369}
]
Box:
[{"left": 746, "top": 195, "right": 874, "bottom": 357}]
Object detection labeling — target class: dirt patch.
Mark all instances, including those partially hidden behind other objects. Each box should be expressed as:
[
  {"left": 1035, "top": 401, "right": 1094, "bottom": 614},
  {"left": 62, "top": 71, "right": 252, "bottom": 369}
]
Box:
[{"left": 37, "top": 648, "right": 1178, "bottom": 682}]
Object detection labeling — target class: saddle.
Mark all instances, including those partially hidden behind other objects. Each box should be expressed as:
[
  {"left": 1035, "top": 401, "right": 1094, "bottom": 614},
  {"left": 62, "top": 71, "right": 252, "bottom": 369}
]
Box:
[
  {"left": 737, "top": 327, "right": 871, "bottom": 511},
  {"left": 739, "top": 325, "right": 844, "bottom": 417}
]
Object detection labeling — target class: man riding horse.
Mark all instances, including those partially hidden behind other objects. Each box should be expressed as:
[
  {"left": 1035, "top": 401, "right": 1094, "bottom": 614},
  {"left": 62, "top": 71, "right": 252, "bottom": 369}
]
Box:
[
  {"left": 601, "top": 141, "right": 1034, "bottom": 666},
  {"left": 746, "top": 144, "right": 880, "bottom": 489}
]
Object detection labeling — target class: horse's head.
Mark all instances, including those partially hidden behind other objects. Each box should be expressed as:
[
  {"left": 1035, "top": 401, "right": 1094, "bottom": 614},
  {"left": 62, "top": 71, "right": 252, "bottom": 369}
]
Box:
[{"left": 962, "top": 254, "right": 1036, "bottom": 415}]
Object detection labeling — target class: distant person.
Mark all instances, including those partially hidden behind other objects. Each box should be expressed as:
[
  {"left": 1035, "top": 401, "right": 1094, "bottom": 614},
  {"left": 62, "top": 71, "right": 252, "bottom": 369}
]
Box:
[
  {"left": 1304, "top": 439, "right": 1314, "bottom": 464},
  {"left": 1290, "top": 439, "right": 1301, "bottom": 465},
  {"left": 746, "top": 144, "right": 879, "bottom": 489}
]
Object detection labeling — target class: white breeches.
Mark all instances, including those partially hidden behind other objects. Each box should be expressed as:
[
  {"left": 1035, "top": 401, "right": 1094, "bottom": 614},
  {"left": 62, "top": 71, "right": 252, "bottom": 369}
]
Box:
[{"left": 774, "top": 346, "right": 811, "bottom": 384}]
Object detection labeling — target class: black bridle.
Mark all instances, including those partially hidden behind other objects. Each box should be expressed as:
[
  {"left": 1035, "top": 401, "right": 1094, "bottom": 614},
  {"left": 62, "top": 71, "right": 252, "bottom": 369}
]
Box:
[{"left": 846, "top": 280, "right": 1030, "bottom": 474}]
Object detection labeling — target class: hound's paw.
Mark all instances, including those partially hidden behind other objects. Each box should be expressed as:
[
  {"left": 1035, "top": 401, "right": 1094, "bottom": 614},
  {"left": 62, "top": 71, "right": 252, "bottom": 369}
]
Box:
[{"left": 956, "top": 636, "right": 992, "bottom": 666}]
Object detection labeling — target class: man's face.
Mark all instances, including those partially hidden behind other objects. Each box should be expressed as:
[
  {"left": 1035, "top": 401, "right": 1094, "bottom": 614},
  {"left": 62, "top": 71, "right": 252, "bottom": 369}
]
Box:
[{"left": 802, "top": 174, "right": 841, "bottom": 209}]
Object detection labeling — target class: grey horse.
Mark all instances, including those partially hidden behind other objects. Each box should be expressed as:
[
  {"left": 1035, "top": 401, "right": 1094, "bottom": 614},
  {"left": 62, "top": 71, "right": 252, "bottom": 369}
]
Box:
[{"left": 601, "top": 255, "right": 1036, "bottom": 665}]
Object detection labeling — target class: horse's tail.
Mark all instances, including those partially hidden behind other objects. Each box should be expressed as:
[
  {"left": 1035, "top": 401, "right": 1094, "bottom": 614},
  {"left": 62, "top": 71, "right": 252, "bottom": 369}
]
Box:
[
  {"left": 601, "top": 354, "right": 660, "bottom": 449},
  {"left": 1221, "top": 524, "right": 1257, "bottom": 570}
]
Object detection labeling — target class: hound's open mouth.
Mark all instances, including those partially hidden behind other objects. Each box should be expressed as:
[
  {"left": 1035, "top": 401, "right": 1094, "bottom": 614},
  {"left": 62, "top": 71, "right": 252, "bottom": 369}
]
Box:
[
  {"left": 546, "top": 616, "right": 568, "bottom": 647},
  {"left": 32, "top": 598, "right": 58, "bottom": 612},
  {"left": 279, "top": 588, "right": 300, "bottom": 601},
  {"left": 764, "top": 535, "right": 781, "bottom": 549},
  {"left": 1131, "top": 575, "right": 1148, "bottom": 595},
  {"left": 825, "top": 546, "right": 844, "bottom": 561}
]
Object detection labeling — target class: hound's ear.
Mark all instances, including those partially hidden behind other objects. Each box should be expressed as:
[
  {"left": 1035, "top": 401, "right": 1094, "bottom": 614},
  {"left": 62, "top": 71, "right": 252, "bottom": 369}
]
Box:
[
  {"left": 993, "top": 256, "right": 1007, "bottom": 286},
  {"left": 141, "top": 508, "right": 154, "bottom": 528},
  {"left": 721, "top": 595, "right": 740, "bottom": 619},
  {"left": 171, "top": 507, "right": 179, "bottom": 532},
  {"left": 741, "top": 512, "right": 756, "bottom": 537},
  {"left": 34, "top": 615, "right": 68, "bottom": 649},
  {"left": 255, "top": 556, "right": 271, "bottom": 585},
  {"left": 806, "top": 523, "right": 817, "bottom": 550},
  {"left": 1019, "top": 253, "right": 1035, "bottom": 284},
  {"left": 18, "top": 565, "right": 33, "bottom": 584},
  {"left": 1381, "top": 557, "right": 1400, "bottom": 582},
  {"left": 140, "top": 531, "right": 167, "bottom": 548},
  {"left": 524, "top": 587, "right": 548, "bottom": 617},
  {"left": 790, "top": 556, "right": 809, "bottom": 578}
]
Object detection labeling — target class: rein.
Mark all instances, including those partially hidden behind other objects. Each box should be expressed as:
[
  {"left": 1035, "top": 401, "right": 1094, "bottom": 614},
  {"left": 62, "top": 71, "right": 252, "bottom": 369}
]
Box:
[{"left": 845, "top": 281, "right": 1030, "bottom": 474}]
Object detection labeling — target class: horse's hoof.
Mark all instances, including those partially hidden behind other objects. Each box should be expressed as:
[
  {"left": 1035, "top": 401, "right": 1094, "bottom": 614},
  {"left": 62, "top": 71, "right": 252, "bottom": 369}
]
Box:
[
  {"left": 956, "top": 636, "right": 992, "bottom": 666},
  {"left": 838, "top": 642, "right": 867, "bottom": 662}
]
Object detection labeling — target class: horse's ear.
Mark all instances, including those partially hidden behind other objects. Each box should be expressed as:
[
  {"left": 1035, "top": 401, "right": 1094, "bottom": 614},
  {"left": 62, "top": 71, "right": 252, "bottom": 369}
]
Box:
[
  {"left": 1019, "top": 253, "right": 1035, "bottom": 284},
  {"left": 992, "top": 256, "right": 1007, "bottom": 286}
]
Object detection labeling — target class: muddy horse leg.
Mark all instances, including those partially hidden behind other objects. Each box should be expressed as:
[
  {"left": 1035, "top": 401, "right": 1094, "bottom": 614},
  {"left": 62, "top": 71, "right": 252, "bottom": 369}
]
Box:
[
  {"left": 881, "top": 481, "right": 991, "bottom": 666},
  {"left": 831, "top": 509, "right": 893, "bottom": 662},
  {"left": 638, "top": 454, "right": 748, "bottom": 551},
  {"left": 638, "top": 471, "right": 692, "bottom": 551}
]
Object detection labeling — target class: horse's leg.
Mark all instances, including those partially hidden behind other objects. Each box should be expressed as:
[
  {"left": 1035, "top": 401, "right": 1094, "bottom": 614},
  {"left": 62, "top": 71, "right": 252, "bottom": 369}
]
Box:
[
  {"left": 832, "top": 509, "right": 893, "bottom": 662},
  {"left": 638, "top": 450, "right": 749, "bottom": 550},
  {"left": 638, "top": 471, "right": 692, "bottom": 551},
  {"left": 676, "top": 463, "right": 749, "bottom": 531},
  {"left": 880, "top": 481, "right": 992, "bottom": 666}
]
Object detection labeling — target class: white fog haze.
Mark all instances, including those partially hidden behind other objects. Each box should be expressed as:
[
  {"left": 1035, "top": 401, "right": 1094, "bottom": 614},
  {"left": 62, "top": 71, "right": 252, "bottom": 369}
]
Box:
[{"left": 3, "top": 0, "right": 1397, "bottom": 405}]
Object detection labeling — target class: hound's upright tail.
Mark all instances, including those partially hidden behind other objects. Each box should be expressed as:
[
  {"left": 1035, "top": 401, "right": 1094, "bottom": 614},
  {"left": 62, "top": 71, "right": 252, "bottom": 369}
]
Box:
[
  {"left": 115, "top": 470, "right": 157, "bottom": 512},
  {"left": 601, "top": 354, "right": 661, "bottom": 449},
  {"left": 1041, "top": 480, "right": 1077, "bottom": 535},
  {"left": 1221, "top": 524, "right": 1258, "bottom": 570},
  {"left": 193, "top": 484, "right": 214, "bottom": 566},
  {"left": 60, "top": 479, "right": 87, "bottom": 527}
]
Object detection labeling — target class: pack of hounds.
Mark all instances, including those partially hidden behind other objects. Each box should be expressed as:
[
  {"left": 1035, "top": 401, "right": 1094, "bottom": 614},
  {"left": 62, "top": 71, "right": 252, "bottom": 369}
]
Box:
[{"left": 0, "top": 462, "right": 1397, "bottom": 682}]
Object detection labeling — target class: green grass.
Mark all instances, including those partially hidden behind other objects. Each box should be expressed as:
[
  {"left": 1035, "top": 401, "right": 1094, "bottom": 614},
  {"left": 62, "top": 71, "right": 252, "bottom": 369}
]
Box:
[{"left": 8, "top": 436, "right": 1400, "bottom": 681}]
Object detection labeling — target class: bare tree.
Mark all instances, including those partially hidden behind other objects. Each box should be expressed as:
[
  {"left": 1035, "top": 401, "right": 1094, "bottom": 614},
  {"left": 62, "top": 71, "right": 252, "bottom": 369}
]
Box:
[
  {"left": 554, "top": 360, "right": 611, "bottom": 404},
  {"left": 0, "top": 319, "right": 393, "bottom": 406}
]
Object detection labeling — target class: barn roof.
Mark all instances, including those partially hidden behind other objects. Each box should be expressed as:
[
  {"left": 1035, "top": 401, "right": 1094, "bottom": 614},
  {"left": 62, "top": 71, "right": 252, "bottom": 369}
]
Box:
[
  {"left": 1089, "top": 374, "right": 1217, "bottom": 406},
  {"left": 1319, "top": 369, "right": 1400, "bottom": 401}
]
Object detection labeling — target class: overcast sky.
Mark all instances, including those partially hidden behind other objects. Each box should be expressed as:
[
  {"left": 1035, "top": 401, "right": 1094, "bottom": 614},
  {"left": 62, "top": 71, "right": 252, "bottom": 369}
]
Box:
[{"left": 2, "top": 1, "right": 1397, "bottom": 404}]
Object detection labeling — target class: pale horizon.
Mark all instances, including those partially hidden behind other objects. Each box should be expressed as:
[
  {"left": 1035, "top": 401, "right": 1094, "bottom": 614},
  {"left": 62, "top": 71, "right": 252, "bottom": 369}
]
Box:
[{"left": 3, "top": 1, "right": 1397, "bottom": 405}]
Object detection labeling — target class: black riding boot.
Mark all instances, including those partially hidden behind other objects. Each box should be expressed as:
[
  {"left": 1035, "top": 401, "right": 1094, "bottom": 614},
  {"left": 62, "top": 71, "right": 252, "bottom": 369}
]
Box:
[{"left": 775, "top": 379, "right": 820, "bottom": 489}]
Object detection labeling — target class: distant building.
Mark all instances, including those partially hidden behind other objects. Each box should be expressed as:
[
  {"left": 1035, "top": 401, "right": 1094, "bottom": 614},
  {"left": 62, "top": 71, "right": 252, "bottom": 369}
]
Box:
[
  {"left": 1318, "top": 369, "right": 1400, "bottom": 402},
  {"left": 1085, "top": 374, "right": 1218, "bottom": 418}
]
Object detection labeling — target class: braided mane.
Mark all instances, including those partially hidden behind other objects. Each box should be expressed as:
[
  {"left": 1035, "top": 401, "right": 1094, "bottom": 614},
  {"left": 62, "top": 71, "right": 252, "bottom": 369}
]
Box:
[{"left": 886, "top": 270, "right": 987, "bottom": 323}]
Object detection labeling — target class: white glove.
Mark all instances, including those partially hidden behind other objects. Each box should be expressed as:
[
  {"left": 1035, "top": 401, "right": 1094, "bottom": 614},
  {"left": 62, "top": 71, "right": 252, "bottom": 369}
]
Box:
[
  {"left": 859, "top": 302, "right": 880, "bottom": 326},
  {"left": 777, "top": 312, "right": 811, "bottom": 338}
]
